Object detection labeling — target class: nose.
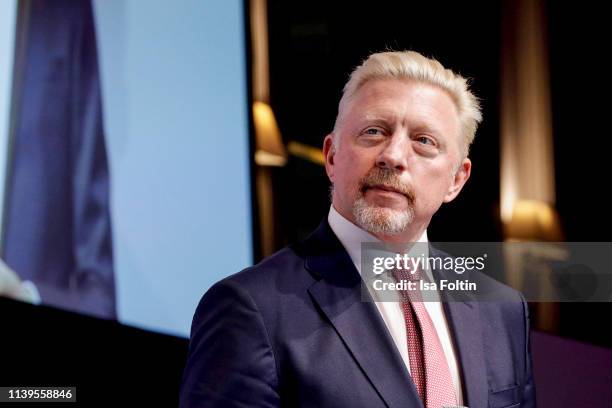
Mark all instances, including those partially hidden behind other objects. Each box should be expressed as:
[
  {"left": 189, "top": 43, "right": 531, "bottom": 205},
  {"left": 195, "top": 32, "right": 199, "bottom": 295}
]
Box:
[{"left": 376, "top": 132, "right": 409, "bottom": 171}]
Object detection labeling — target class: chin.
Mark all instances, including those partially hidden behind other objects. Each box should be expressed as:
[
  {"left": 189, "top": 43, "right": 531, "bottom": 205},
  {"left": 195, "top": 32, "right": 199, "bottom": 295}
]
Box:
[{"left": 352, "top": 198, "right": 414, "bottom": 236}]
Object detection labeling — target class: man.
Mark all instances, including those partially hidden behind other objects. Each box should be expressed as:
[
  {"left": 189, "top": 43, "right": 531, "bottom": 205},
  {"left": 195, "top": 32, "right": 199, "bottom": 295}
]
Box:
[{"left": 180, "top": 51, "right": 536, "bottom": 407}]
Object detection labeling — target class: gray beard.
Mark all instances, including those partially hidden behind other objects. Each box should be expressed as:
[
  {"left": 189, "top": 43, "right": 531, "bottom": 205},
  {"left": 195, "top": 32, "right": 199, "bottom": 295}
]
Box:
[{"left": 352, "top": 197, "right": 415, "bottom": 235}]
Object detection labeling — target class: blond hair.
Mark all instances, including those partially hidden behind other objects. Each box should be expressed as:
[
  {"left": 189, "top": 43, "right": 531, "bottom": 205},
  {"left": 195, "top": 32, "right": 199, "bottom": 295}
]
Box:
[{"left": 333, "top": 51, "right": 482, "bottom": 156}]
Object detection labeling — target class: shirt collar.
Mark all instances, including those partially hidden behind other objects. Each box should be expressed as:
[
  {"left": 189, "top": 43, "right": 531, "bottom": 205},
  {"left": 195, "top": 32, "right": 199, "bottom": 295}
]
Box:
[{"left": 327, "top": 205, "right": 430, "bottom": 278}]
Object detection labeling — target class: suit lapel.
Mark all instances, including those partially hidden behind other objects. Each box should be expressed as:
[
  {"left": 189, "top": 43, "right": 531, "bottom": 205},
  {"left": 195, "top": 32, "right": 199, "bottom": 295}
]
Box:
[
  {"left": 431, "top": 246, "right": 488, "bottom": 408},
  {"left": 302, "top": 222, "right": 423, "bottom": 408},
  {"left": 442, "top": 300, "right": 488, "bottom": 407}
]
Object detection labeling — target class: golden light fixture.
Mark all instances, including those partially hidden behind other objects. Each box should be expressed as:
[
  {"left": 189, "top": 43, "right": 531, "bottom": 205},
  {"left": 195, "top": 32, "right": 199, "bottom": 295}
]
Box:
[
  {"left": 287, "top": 141, "right": 325, "bottom": 166},
  {"left": 253, "top": 101, "right": 287, "bottom": 166},
  {"left": 504, "top": 199, "right": 562, "bottom": 241}
]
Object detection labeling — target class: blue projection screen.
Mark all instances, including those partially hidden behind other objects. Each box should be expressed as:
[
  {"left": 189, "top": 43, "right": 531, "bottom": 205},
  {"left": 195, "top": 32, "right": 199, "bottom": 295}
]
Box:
[
  {"left": 0, "top": 0, "right": 251, "bottom": 338},
  {"left": 0, "top": 0, "right": 17, "bottom": 230},
  {"left": 92, "top": 0, "right": 252, "bottom": 337}
]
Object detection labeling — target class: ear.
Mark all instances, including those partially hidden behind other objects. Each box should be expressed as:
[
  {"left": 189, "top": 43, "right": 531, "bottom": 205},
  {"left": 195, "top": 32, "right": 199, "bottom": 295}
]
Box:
[
  {"left": 443, "top": 157, "right": 471, "bottom": 203},
  {"left": 323, "top": 133, "right": 336, "bottom": 182}
]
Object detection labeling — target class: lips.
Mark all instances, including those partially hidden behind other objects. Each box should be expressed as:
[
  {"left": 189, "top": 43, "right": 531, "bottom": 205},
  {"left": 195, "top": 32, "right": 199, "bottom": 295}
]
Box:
[{"left": 366, "top": 184, "right": 408, "bottom": 198}]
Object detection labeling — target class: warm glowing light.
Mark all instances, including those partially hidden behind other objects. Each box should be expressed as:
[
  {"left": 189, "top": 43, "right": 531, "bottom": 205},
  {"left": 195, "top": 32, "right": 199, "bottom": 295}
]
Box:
[
  {"left": 504, "top": 199, "right": 562, "bottom": 241},
  {"left": 287, "top": 141, "right": 325, "bottom": 166},
  {"left": 253, "top": 101, "right": 286, "bottom": 166}
]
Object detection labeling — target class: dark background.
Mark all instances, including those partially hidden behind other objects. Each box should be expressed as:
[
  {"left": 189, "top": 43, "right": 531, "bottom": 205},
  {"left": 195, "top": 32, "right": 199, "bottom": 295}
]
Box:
[
  {"left": 1, "top": 0, "right": 610, "bottom": 406},
  {"left": 268, "top": 0, "right": 504, "bottom": 245},
  {"left": 547, "top": 0, "right": 612, "bottom": 350}
]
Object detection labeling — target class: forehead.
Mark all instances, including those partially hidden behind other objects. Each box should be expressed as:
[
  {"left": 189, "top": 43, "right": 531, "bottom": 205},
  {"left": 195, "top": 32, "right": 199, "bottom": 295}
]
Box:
[{"left": 344, "top": 78, "right": 460, "bottom": 123}]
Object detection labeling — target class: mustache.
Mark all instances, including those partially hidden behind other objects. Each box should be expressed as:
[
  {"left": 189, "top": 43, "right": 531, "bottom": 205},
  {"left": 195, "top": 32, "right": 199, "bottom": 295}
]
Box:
[{"left": 359, "top": 168, "right": 415, "bottom": 201}]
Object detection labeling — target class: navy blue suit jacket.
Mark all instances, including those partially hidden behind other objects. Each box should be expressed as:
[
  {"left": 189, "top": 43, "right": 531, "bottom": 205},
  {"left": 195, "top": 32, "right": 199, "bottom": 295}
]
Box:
[{"left": 180, "top": 221, "right": 536, "bottom": 407}]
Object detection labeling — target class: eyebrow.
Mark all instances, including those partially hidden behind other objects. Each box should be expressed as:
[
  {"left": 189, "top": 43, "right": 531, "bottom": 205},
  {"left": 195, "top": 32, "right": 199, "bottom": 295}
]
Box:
[
  {"left": 361, "top": 113, "right": 444, "bottom": 136},
  {"left": 362, "top": 111, "right": 396, "bottom": 123}
]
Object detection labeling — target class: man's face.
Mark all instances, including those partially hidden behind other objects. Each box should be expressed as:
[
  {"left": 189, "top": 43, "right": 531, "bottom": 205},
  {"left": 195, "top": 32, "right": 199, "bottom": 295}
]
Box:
[{"left": 323, "top": 78, "right": 471, "bottom": 242}]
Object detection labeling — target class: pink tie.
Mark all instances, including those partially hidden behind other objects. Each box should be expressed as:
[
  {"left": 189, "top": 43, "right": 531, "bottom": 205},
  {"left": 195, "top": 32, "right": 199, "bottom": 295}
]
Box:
[{"left": 393, "top": 267, "right": 457, "bottom": 408}]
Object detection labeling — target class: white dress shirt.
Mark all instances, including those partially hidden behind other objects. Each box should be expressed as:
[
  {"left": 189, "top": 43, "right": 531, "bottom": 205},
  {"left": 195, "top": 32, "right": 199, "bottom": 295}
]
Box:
[{"left": 328, "top": 205, "right": 464, "bottom": 405}]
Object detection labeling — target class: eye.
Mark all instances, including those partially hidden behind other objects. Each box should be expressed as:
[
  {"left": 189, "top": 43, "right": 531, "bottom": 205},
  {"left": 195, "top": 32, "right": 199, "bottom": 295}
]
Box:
[
  {"left": 363, "top": 127, "right": 383, "bottom": 135},
  {"left": 415, "top": 135, "right": 435, "bottom": 146}
]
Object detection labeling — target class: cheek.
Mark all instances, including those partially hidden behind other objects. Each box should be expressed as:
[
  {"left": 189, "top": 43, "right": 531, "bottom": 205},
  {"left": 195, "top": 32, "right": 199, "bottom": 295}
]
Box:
[
  {"left": 335, "top": 150, "right": 370, "bottom": 186},
  {"left": 335, "top": 165, "right": 362, "bottom": 196},
  {"left": 335, "top": 168, "right": 375, "bottom": 207},
  {"left": 413, "top": 166, "right": 454, "bottom": 205}
]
